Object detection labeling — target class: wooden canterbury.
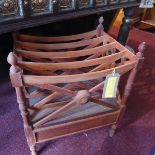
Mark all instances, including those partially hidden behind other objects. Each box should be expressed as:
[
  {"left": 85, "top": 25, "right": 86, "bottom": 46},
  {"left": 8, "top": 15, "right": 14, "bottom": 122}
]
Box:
[{"left": 7, "top": 17, "right": 145, "bottom": 155}]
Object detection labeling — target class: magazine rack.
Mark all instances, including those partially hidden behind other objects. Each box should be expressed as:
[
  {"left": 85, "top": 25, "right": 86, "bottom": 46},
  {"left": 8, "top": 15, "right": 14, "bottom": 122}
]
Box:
[{"left": 7, "top": 17, "right": 145, "bottom": 155}]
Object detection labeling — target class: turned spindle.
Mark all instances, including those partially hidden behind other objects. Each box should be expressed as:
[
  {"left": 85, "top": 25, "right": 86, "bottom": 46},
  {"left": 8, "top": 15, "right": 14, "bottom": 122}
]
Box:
[
  {"left": 7, "top": 52, "right": 36, "bottom": 155},
  {"left": 109, "top": 42, "right": 146, "bottom": 137},
  {"left": 96, "top": 16, "right": 104, "bottom": 37}
]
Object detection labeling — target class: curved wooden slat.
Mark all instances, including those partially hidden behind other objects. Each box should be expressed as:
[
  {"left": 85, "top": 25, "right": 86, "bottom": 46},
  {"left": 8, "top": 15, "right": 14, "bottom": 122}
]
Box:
[
  {"left": 15, "top": 42, "right": 116, "bottom": 59},
  {"left": 115, "top": 42, "right": 136, "bottom": 59},
  {"left": 23, "top": 61, "right": 137, "bottom": 85},
  {"left": 17, "top": 51, "right": 125, "bottom": 71},
  {"left": 17, "top": 30, "right": 97, "bottom": 43},
  {"left": 16, "top": 35, "right": 108, "bottom": 50}
]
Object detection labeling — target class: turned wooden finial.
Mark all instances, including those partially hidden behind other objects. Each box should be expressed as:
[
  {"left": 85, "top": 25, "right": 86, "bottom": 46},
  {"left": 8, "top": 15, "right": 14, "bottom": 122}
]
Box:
[
  {"left": 136, "top": 42, "right": 146, "bottom": 58},
  {"left": 7, "top": 52, "right": 17, "bottom": 66},
  {"left": 99, "top": 16, "right": 104, "bottom": 25},
  {"left": 7, "top": 52, "right": 19, "bottom": 74},
  {"left": 97, "top": 16, "right": 104, "bottom": 37}
]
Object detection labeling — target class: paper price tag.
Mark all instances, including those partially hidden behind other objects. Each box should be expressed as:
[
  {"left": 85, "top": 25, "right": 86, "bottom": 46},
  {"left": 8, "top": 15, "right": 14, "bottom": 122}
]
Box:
[
  {"left": 102, "top": 70, "right": 120, "bottom": 99},
  {"left": 104, "top": 76, "right": 117, "bottom": 98}
]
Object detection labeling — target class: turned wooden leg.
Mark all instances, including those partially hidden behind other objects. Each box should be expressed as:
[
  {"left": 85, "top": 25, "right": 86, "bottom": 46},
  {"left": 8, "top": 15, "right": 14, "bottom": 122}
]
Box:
[
  {"left": 30, "top": 146, "right": 37, "bottom": 155},
  {"left": 109, "top": 42, "right": 145, "bottom": 137},
  {"left": 109, "top": 105, "right": 126, "bottom": 137},
  {"left": 7, "top": 53, "right": 37, "bottom": 155},
  {"left": 117, "top": 7, "right": 138, "bottom": 45},
  {"left": 109, "top": 124, "right": 117, "bottom": 137}
]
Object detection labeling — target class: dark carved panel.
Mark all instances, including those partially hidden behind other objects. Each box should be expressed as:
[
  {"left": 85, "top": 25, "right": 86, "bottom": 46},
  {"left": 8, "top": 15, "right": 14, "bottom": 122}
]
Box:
[
  {"left": 59, "top": 0, "right": 74, "bottom": 10},
  {"left": 0, "top": 0, "right": 140, "bottom": 34},
  {"left": 0, "top": 0, "right": 18, "bottom": 15},
  {"left": 96, "top": 0, "right": 107, "bottom": 5},
  {"left": 120, "top": 0, "right": 128, "bottom": 3},
  {"left": 79, "top": 0, "right": 92, "bottom": 8},
  {"left": 31, "top": 0, "right": 48, "bottom": 10},
  {"left": 109, "top": 0, "right": 119, "bottom": 4},
  {"left": 30, "top": 0, "right": 50, "bottom": 13}
]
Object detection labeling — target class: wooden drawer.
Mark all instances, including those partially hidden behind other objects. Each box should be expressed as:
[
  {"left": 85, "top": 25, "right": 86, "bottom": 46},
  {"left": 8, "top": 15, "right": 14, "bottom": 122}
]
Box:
[{"left": 30, "top": 0, "right": 52, "bottom": 15}]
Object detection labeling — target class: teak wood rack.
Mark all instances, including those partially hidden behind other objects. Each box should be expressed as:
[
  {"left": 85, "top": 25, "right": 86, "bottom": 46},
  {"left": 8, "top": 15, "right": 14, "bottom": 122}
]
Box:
[{"left": 7, "top": 17, "right": 145, "bottom": 155}]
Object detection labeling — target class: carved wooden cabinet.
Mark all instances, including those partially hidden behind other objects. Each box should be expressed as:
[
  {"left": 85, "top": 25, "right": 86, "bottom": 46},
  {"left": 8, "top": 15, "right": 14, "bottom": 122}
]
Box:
[{"left": 0, "top": 0, "right": 140, "bottom": 35}]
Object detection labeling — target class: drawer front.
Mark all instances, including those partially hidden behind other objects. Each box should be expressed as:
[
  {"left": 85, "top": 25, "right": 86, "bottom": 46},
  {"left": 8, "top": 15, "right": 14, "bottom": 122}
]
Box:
[
  {"left": 30, "top": 0, "right": 52, "bottom": 15},
  {"left": 58, "top": 0, "right": 75, "bottom": 11},
  {"left": 96, "top": 0, "right": 107, "bottom": 5},
  {"left": 109, "top": 0, "right": 119, "bottom": 4},
  {"left": 0, "top": 0, "right": 23, "bottom": 22},
  {"left": 36, "top": 111, "right": 120, "bottom": 143},
  {"left": 79, "top": 0, "right": 93, "bottom": 8},
  {"left": 0, "top": 0, "right": 18, "bottom": 16}
]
